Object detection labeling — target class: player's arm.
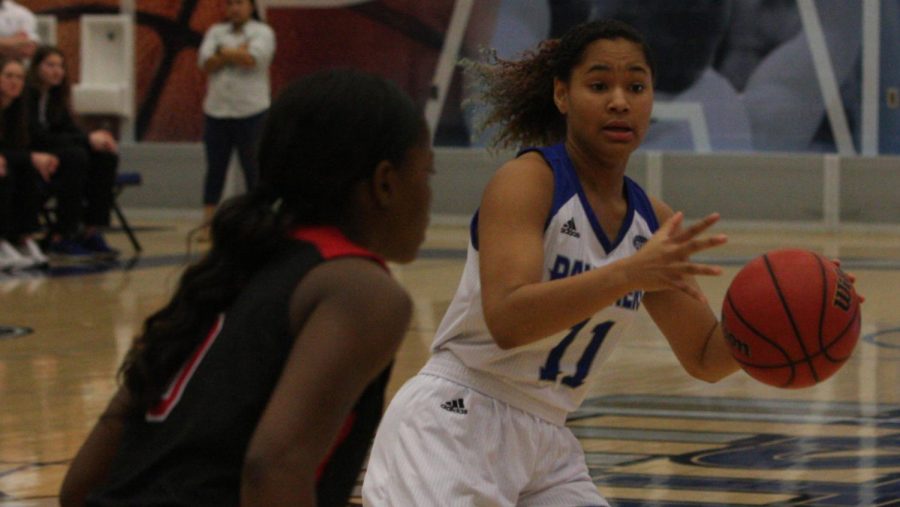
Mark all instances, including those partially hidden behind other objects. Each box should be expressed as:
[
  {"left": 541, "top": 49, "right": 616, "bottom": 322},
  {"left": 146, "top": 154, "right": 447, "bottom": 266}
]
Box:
[
  {"left": 479, "top": 154, "right": 643, "bottom": 348},
  {"left": 642, "top": 197, "right": 739, "bottom": 382},
  {"left": 59, "top": 387, "right": 133, "bottom": 507},
  {"left": 240, "top": 258, "right": 411, "bottom": 506},
  {"left": 479, "top": 154, "right": 727, "bottom": 349},
  {"left": 480, "top": 153, "right": 617, "bottom": 348}
]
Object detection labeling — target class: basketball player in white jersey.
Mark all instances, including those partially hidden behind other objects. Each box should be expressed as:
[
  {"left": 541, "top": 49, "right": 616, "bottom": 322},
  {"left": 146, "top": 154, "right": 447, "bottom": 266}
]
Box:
[{"left": 363, "top": 19, "right": 741, "bottom": 506}]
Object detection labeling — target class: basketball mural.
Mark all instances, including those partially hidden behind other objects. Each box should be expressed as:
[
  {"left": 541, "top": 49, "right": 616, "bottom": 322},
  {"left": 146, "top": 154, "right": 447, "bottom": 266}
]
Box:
[
  {"left": 26, "top": 0, "right": 464, "bottom": 141},
  {"left": 24, "top": 1, "right": 899, "bottom": 152}
]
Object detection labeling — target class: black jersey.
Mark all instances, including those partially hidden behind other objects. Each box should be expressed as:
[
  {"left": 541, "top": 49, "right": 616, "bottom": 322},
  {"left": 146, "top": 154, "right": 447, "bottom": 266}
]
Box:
[{"left": 88, "top": 226, "right": 391, "bottom": 507}]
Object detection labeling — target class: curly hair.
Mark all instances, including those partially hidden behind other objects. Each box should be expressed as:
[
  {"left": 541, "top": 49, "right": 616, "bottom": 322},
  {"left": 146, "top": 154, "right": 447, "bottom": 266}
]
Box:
[{"left": 464, "top": 19, "right": 655, "bottom": 149}]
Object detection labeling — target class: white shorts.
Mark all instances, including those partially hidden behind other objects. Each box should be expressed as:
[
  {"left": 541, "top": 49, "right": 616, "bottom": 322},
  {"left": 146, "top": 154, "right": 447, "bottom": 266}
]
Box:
[{"left": 362, "top": 373, "right": 608, "bottom": 507}]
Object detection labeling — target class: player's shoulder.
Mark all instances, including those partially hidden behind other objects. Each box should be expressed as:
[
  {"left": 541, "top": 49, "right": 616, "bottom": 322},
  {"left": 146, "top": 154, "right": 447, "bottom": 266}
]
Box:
[
  {"left": 490, "top": 150, "right": 554, "bottom": 188},
  {"left": 296, "top": 258, "right": 411, "bottom": 326}
]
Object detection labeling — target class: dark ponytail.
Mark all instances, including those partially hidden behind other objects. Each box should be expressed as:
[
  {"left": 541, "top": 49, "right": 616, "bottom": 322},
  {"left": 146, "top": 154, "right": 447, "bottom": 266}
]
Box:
[
  {"left": 120, "top": 185, "right": 292, "bottom": 411},
  {"left": 120, "top": 68, "right": 423, "bottom": 413}
]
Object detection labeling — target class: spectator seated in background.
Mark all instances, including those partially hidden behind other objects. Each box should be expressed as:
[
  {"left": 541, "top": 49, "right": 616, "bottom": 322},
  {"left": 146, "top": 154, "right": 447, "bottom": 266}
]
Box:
[
  {"left": 0, "top": 56, "right": 50, "bottom": 270},
  {"left": 26, "top": 45, "right": 120, "bottom": 260}
]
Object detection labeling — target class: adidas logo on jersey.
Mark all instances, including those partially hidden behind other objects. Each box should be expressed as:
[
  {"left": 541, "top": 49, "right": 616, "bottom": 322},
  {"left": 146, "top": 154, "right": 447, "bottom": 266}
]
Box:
[
  {"left": 561, "top": 218, "right": 580, "bottom": 238},
  {"left": 440, "top": 398, "right": 468, "bottom": 414}
]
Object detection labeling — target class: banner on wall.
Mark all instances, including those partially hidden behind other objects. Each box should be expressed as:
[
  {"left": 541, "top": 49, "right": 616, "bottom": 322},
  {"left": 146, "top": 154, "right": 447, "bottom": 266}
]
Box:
[{"left": 27, "top": 0, "right": 898, "bottom": 154}]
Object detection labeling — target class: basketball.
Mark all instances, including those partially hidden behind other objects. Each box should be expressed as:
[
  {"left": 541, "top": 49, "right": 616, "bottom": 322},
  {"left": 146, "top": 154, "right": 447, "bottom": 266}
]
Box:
[{"left": 721, "top": 249, "right": 862, "bottom": 388}]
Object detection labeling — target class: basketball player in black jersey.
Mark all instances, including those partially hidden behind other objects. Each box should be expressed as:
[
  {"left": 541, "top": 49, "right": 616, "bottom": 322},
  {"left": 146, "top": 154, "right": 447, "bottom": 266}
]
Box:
[{"left": 59, "top": 68, "right": 434, "bottom": 507}]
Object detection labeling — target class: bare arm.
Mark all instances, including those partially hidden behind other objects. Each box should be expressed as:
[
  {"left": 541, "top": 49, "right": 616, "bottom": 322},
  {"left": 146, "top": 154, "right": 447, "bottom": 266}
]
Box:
[
  {"left": 59, "top": 388, "right": 132, "bottom": 507},
  {"left": 0, "top": 32, "right": 36, "bottom": 59},
  {"left": 218, "top": 45, "right": 256, "bottom": 68},
  {"left": 202, "top": 49, "right": 230, "bottom": 73},
  {"left": 642, "top": 198, "right": 739, "bottom": 382},
  {"left": 202, "top": 44, "right": 256, "bottom": 73},
  {"left": 479, "top": 154, "right": 727, "bottom": 349},
  {"left": 198, "top": 27, "right": 231, "bottom": 74},
  {"left": 241, "top": 259, "right": 411, "bottom": 506}
]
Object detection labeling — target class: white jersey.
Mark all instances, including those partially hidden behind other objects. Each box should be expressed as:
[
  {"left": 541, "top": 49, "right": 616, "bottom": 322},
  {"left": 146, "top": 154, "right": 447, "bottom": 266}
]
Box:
[{"left": 424, "top": 143, "right": 659, "bottom": 426}]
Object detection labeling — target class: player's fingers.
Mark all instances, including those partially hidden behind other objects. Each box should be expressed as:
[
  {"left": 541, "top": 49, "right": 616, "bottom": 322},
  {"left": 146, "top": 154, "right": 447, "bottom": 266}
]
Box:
[
  {"left": 681, "top": 234, "right": 728, "bottom": 255},
  {"left": 658, "top": 211, "right": 684, "bottom": 235},
  {"left": 683, "top": 262, "right": 724, "bottom": 276},
  {"left": 665, "top": 261, "right": 722, "bottom": 277},
  {"left": 673, "top": 212, "right": 720, "bottom": 241}
]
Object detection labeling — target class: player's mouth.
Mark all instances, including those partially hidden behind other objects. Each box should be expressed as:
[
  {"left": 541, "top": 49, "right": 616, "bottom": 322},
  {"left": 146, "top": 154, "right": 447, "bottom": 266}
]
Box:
[{"left": 602, "top": 120, "right": 635, "bottom": 142}]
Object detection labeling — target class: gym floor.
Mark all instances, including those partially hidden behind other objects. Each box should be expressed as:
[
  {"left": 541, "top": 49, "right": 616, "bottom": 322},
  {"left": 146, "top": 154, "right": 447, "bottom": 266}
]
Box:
[{"left": 1, "top": 217, "right": 898, "bottom": 506}]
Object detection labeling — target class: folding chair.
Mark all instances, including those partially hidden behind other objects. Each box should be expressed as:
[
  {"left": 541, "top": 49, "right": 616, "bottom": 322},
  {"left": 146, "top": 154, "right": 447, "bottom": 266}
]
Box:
[{"left": 41, "top": 171, "right": 143, "bottom": 254}]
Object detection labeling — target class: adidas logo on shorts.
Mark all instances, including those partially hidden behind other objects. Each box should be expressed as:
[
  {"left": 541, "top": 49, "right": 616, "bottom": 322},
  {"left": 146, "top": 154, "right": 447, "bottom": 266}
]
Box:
[{"left": 440, "top": 398, "right": 468, "bottom": 414}]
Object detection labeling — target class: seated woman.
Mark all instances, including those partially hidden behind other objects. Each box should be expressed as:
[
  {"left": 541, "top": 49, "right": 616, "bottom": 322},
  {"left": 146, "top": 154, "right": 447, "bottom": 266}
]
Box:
[
  {"left": 26, "top": 45, "right": 119, "bottom": 259},
  {"left": 0, "top": 56, "right": 52, "bottom": 270}
]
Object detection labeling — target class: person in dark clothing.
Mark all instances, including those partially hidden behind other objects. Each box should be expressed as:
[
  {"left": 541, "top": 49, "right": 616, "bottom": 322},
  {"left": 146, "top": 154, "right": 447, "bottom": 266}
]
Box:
[
  {"left": 0, "top": 56, "right": 51, "bottom": 270},
  {"left": 59, "top": 68, "right": 434, "bottom": 507},
  {"left": 26, "top": 45, "right": 119, "bottom": 259}
]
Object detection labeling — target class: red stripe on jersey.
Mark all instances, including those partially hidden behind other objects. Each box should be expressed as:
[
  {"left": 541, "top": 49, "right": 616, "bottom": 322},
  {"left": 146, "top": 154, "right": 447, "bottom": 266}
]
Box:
[
  {"left": 315, "top": 411, "right": 357, "bottom": 482},
  {"left": 146, "top": 314, "right": 225, "bottom": 422},
  {"left": 291, "top": 226, "right": 387, "bottom": 270}
]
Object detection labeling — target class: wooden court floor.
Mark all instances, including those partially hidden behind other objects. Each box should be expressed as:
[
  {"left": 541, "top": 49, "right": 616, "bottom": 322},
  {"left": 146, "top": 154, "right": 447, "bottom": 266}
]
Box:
[{"left": 1, "top": 217, "right": 899, "bottom": 506}]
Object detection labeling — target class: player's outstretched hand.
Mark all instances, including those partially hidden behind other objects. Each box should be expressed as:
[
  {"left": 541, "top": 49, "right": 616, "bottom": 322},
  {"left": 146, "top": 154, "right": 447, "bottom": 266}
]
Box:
[{"left": 622, "top": 212, "right": 727, "bottom": 302}]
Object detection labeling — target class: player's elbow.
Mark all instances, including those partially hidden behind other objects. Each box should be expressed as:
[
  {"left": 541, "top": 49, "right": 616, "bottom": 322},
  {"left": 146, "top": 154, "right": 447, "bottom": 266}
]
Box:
[
  {"left": 682, "top": 361, "right": 730, "bottom": 383},
  {"left": 492, "top": 333, "right": 519, "bottom": 350},
  {"left": 484, "top": 314, "right": 535, "bottom": 350},
  {"left": 242, "top": 449, "right": 302, "bottom": 493},
  {"left": 241, "top": 450, "right": 272, "bottom": 490}
]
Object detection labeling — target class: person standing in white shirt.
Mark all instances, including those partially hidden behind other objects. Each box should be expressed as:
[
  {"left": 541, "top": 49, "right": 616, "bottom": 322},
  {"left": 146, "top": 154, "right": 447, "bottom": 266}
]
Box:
[
  {"left": 197, "top": 0, "right": 275, "bottom": 238},
  {"left": 0, "top": 0, "right": 37, "bottom": 59}
]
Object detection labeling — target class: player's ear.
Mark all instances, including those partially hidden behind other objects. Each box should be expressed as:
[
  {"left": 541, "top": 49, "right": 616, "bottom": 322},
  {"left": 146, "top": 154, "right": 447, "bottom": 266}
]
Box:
[
  {"left": 553, "top": 77, "right": 569, "bottom": 115},
  {"left": 370, "top": 159, "right": 399, "bottom": 208}
]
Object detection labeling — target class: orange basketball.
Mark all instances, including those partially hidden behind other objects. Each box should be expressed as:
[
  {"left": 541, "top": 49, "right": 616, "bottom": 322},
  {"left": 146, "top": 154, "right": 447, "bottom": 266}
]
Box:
[{"left": 721, "top": 249, "right": 862, "bottom": 388}]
